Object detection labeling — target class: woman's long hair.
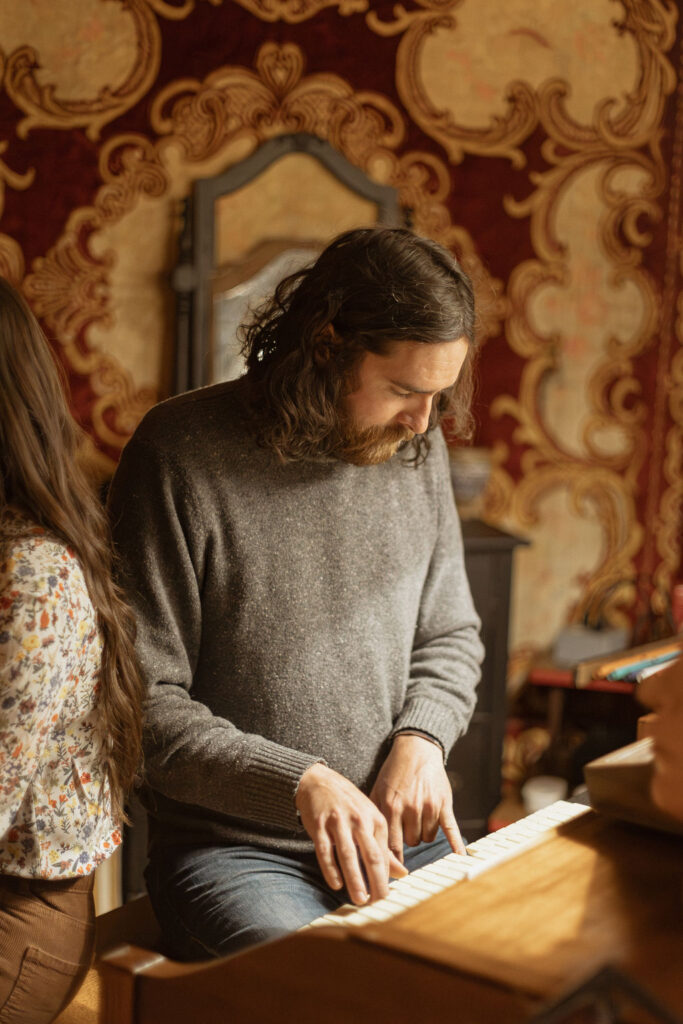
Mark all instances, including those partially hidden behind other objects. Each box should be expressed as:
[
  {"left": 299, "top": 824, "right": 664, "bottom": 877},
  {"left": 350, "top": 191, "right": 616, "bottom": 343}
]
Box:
[
  {"left": 0, "top": 278, "right": 144, "bottom": 822},
  {"left": 240, "top": 228, "right": 478, "bottom": 463}
]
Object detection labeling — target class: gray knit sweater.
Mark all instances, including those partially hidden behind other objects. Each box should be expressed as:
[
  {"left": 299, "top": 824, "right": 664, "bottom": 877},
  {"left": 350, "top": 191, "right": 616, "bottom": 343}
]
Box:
[{"left": 108, "top": 380, "right": 483, "bottom": 855}]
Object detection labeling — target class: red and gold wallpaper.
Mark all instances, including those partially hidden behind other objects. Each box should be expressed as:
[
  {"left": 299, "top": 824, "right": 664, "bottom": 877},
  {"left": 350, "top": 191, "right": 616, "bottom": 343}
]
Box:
[{"left": 0, "top": 0, "right": 680, "bottom": 659}]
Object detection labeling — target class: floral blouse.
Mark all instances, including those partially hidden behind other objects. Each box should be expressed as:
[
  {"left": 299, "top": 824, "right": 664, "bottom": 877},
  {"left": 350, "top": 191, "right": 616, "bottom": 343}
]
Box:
[{"left": 0, "top": 510, "right": 121, "bottom": 878}]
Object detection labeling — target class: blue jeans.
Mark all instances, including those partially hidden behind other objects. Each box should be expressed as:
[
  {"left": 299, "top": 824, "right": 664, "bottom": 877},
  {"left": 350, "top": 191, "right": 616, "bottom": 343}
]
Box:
[{"left": 145, "top": 831, "right": 453, "bottom": 961}]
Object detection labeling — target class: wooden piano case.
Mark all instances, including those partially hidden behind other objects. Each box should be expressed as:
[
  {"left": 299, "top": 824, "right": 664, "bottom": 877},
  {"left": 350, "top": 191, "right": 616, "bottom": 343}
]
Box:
[{"left": 64, "top": 809, "right": 683, "bottom": 1024}]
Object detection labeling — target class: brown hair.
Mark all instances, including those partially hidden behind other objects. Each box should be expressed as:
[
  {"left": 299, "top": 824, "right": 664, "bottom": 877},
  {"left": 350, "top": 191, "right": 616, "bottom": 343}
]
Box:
[
  {"left": 0, "top": 278, "right": 144, "bottom": 822},
  {"left": 240, "top": 228, "right": 477, "bottom": 464}
]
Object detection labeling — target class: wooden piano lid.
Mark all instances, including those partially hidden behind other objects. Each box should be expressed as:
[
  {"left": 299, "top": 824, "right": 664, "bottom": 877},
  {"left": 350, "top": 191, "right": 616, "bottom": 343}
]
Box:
[{"left": 355, "top": 810, "right": 683, "bottom": 1015}]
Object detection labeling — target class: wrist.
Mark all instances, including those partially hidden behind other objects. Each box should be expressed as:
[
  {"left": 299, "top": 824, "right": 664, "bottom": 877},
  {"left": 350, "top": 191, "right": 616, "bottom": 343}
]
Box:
[
  {"left": 393, "top": 730, "right": 445, "bottom": 761},
  {"left": 295, "top": 761, "right": 329, "bottom": 810}
]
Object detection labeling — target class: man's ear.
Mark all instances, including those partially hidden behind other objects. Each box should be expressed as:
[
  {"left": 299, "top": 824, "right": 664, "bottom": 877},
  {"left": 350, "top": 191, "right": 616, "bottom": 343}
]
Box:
[{"left": 313, "top": 324, "right": 341, "bottom": 368}]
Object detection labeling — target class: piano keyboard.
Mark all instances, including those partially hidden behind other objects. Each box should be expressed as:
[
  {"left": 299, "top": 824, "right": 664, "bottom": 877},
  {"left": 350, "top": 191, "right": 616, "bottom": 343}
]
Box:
[{"left": 304, "top": 799, "right": 589, "bottom": 931}]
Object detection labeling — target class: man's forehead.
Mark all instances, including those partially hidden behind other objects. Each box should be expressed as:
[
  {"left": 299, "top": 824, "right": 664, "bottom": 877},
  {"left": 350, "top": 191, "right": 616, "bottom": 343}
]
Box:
[
  {"left": 374, "top": 337, "right": 469, "bottom": 380},
  {"left": 379, "top": 336, "right": 468, "bottom": 356}
]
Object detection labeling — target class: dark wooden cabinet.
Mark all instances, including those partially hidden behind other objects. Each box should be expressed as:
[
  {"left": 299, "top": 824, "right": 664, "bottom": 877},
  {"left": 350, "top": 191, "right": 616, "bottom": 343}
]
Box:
[{"left": 449, "top": 520, "right": 527, "bottom": 841}]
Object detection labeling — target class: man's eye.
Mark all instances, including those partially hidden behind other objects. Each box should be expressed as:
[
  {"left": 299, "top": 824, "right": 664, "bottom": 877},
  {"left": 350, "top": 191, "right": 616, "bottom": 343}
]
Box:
[{"left": 392, "top": 389, "right": 412, "bottom": 398}]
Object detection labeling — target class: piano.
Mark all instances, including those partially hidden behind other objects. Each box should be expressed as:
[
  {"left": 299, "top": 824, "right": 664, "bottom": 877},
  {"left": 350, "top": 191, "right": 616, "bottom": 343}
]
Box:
[{"left": 89, "top": 799, "right": 683, "bottom": 1024}]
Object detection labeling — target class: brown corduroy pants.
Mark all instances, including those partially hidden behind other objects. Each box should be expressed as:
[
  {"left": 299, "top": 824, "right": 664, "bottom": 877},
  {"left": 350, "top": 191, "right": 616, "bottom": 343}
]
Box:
[{"left": 0, "top": 873, "right": 95, "bottom": 1024}]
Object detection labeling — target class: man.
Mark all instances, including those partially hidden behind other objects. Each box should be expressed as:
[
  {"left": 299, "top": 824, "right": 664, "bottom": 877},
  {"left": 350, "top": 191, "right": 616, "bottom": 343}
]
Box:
[{"left": 108, "top": 227, "right": 484, "bottom": 959}]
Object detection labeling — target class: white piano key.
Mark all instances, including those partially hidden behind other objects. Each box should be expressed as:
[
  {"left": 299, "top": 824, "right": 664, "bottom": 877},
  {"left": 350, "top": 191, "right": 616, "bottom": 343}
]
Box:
[
  {"left": 333, "top": 907, "right": 386, "bottom": 926},
  {"left": 351, "top": 902, "right": 398, "bottom": 922},
  {"left": 541, "top": 803, "right": 589, "bottom": 824},
  {"left": 468, "top": 834, "right": 519, "bottom": 853},
  {"left": 465, "top": 848, "right": 493, "bottom": 861},
  {"left": 400, "top": 873, "right": 445, "bottom": 896},
  {"left": 507, "top": 819, "right": 552, "bottom": 837},
  {"left": 382, "top": 888, "right": 424, "bottom": 909},
  {"left": 421, "top": 863, "right": 469, "bottom": 882},
  {"left": 442, "top": 852, "right": 477, "bottom": 870},
  {"left": 417, "top": 862, "right": 469, "bottom": 885}
]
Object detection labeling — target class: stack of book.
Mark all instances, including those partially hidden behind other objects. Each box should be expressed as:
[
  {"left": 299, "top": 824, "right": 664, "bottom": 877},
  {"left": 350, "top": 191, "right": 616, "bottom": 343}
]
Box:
[{"left": 574, "top": 638, "right": 682, "bottom": 687}]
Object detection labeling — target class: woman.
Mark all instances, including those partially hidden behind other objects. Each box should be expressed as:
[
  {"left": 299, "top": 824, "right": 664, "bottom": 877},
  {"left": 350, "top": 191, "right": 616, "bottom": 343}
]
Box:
[{"left": 0, "top": 278, "right": 145, "bottom": 1023}]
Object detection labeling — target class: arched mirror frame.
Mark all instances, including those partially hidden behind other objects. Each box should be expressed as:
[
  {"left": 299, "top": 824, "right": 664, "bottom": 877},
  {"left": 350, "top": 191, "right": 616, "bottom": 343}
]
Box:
[{"left": 171, "top": 132, "right": 407, "bottom": 394}]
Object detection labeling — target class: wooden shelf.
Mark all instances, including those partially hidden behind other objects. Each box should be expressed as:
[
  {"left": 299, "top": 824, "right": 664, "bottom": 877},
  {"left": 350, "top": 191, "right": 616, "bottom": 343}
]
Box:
[{"left": 528, "top": 658, "right": 635, "bottom": 694}]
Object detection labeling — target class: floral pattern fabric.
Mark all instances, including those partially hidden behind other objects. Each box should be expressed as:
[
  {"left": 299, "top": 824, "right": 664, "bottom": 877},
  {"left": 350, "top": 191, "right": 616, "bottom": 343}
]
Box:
[{"left": 0, "top": 510, "right": 120, "bottom": 878}]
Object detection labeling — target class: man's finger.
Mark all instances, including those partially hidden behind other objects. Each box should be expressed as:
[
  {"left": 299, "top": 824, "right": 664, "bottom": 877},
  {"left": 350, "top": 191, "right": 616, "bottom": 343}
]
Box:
[
  {"left": 389, "top": 850, "right": 408, "bottom": 878},
  {"left": 386, "top": 812, "right": 405, "bottom": 865},
  {"left": 314, "top": 831, "right": 343, "bottom": 891},
  {"left": 420, "top": 796, "right": 439, "bottom": 844},
  {"left": 440, "top": 805, "right": 465, "bottom": 855},
  {"left": 402, "top": 804, "right": 422, "bottom": 847},
  {"left": 355, "top": 828, "right": 390, "bottom": 903},
  {"left": 335, "top": 830, "right": 370, "bottom": 905},
  {"left": 422, "top": 817, "right": 439, "bottom": 844}
]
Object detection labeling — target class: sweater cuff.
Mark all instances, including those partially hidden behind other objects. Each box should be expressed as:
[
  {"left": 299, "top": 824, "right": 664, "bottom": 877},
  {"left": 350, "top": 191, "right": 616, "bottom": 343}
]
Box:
[
  {"left": 389, "top": 699, "right": 461, "bottom": 759},
  {"left": 239, "top": 739, "right": 325, "bottom": 833}
]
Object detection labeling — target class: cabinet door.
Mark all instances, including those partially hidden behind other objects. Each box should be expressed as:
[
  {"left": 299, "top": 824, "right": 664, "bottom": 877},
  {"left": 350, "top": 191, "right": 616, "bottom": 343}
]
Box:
[
  {"left": 447, "top": 715, "right": 493, "bottom": 840},
  {"left": 463, "top": 549, "right": 512, "bottom": 715},
  {"left": 451, "top": 524, "right": 523, "bottom": 838}
]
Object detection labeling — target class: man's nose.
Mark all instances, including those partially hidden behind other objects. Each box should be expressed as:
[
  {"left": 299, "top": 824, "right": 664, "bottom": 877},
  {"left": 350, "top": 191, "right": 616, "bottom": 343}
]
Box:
[{"left": 397, "top": 398, "right": 432, "bottom": 435}]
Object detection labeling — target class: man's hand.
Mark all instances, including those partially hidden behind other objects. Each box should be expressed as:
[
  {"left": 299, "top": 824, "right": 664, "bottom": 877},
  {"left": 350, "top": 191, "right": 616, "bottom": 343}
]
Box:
[
  {"left": 369, "top": 733, "right": 465, "bottom": 862},
  {"left": 295, "top": 762, "right": 407, "bottom": 905}
]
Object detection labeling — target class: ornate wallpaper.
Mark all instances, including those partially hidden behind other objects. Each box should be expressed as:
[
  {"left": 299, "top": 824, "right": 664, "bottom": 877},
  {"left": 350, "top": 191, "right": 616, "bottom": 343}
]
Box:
[{"left": 0, "top": 0, "right": 680, "bottom": 658}]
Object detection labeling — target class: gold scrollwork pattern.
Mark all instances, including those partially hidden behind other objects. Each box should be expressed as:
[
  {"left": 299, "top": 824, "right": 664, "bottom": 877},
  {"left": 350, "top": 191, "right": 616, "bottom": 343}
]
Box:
[
  {"left": 24, "top": 202, "right": 156, "bottom": 460},
  {"left": 144, "top": 0, "right": 219, "bottom": 18},
  {"left": 150, "top": 43, "right": 406, "bottom": 162},
  {"left": 3, "top": 2, "right": 159, "bottom": 141},
  {"left": 0, "top": 0, "right": 224, "bottom": 142},
  {"left": 379, "top": 0, "right": 677, "bottom": 168},
  {"left": 367, "top": 0, "right": 461, "bottom": 38},
  {"left": 0, "top": 140, "right": 33, "bottom": 285},
  {"left": 376, "top": 0, "right": 538, "bottom": 168},
  {"left": 0, "top": 236, "right": 24, "bottom": 286},
  {"left": 646, "top": 35, "right": 683, "bottom": 612},
  {"left": 480, "top": 0, "right": 680, "bottom": 624},
  {"left": 230, "top": 0, "right": 368, "bottom": 22}
]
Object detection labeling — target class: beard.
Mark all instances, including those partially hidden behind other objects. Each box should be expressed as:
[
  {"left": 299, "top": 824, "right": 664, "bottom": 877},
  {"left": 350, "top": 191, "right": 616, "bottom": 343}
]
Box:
[{"left": 336, "top": 419, "right": 415, "bottom": 466}]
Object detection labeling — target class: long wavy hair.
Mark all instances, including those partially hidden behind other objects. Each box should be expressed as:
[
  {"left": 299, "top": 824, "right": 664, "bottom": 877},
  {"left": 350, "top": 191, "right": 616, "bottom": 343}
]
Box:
[
  {"left": 240, "top": 228, "right": 477, "bottom": 463},
  {"left": 0, "top": 278, "right": 144, "bottom": 822}
]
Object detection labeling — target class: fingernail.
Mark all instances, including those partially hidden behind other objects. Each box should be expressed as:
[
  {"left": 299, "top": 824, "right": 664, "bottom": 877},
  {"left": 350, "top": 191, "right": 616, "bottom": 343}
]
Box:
[{"left": 357, "top": 890, "right": 369, "bottom": 904}]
